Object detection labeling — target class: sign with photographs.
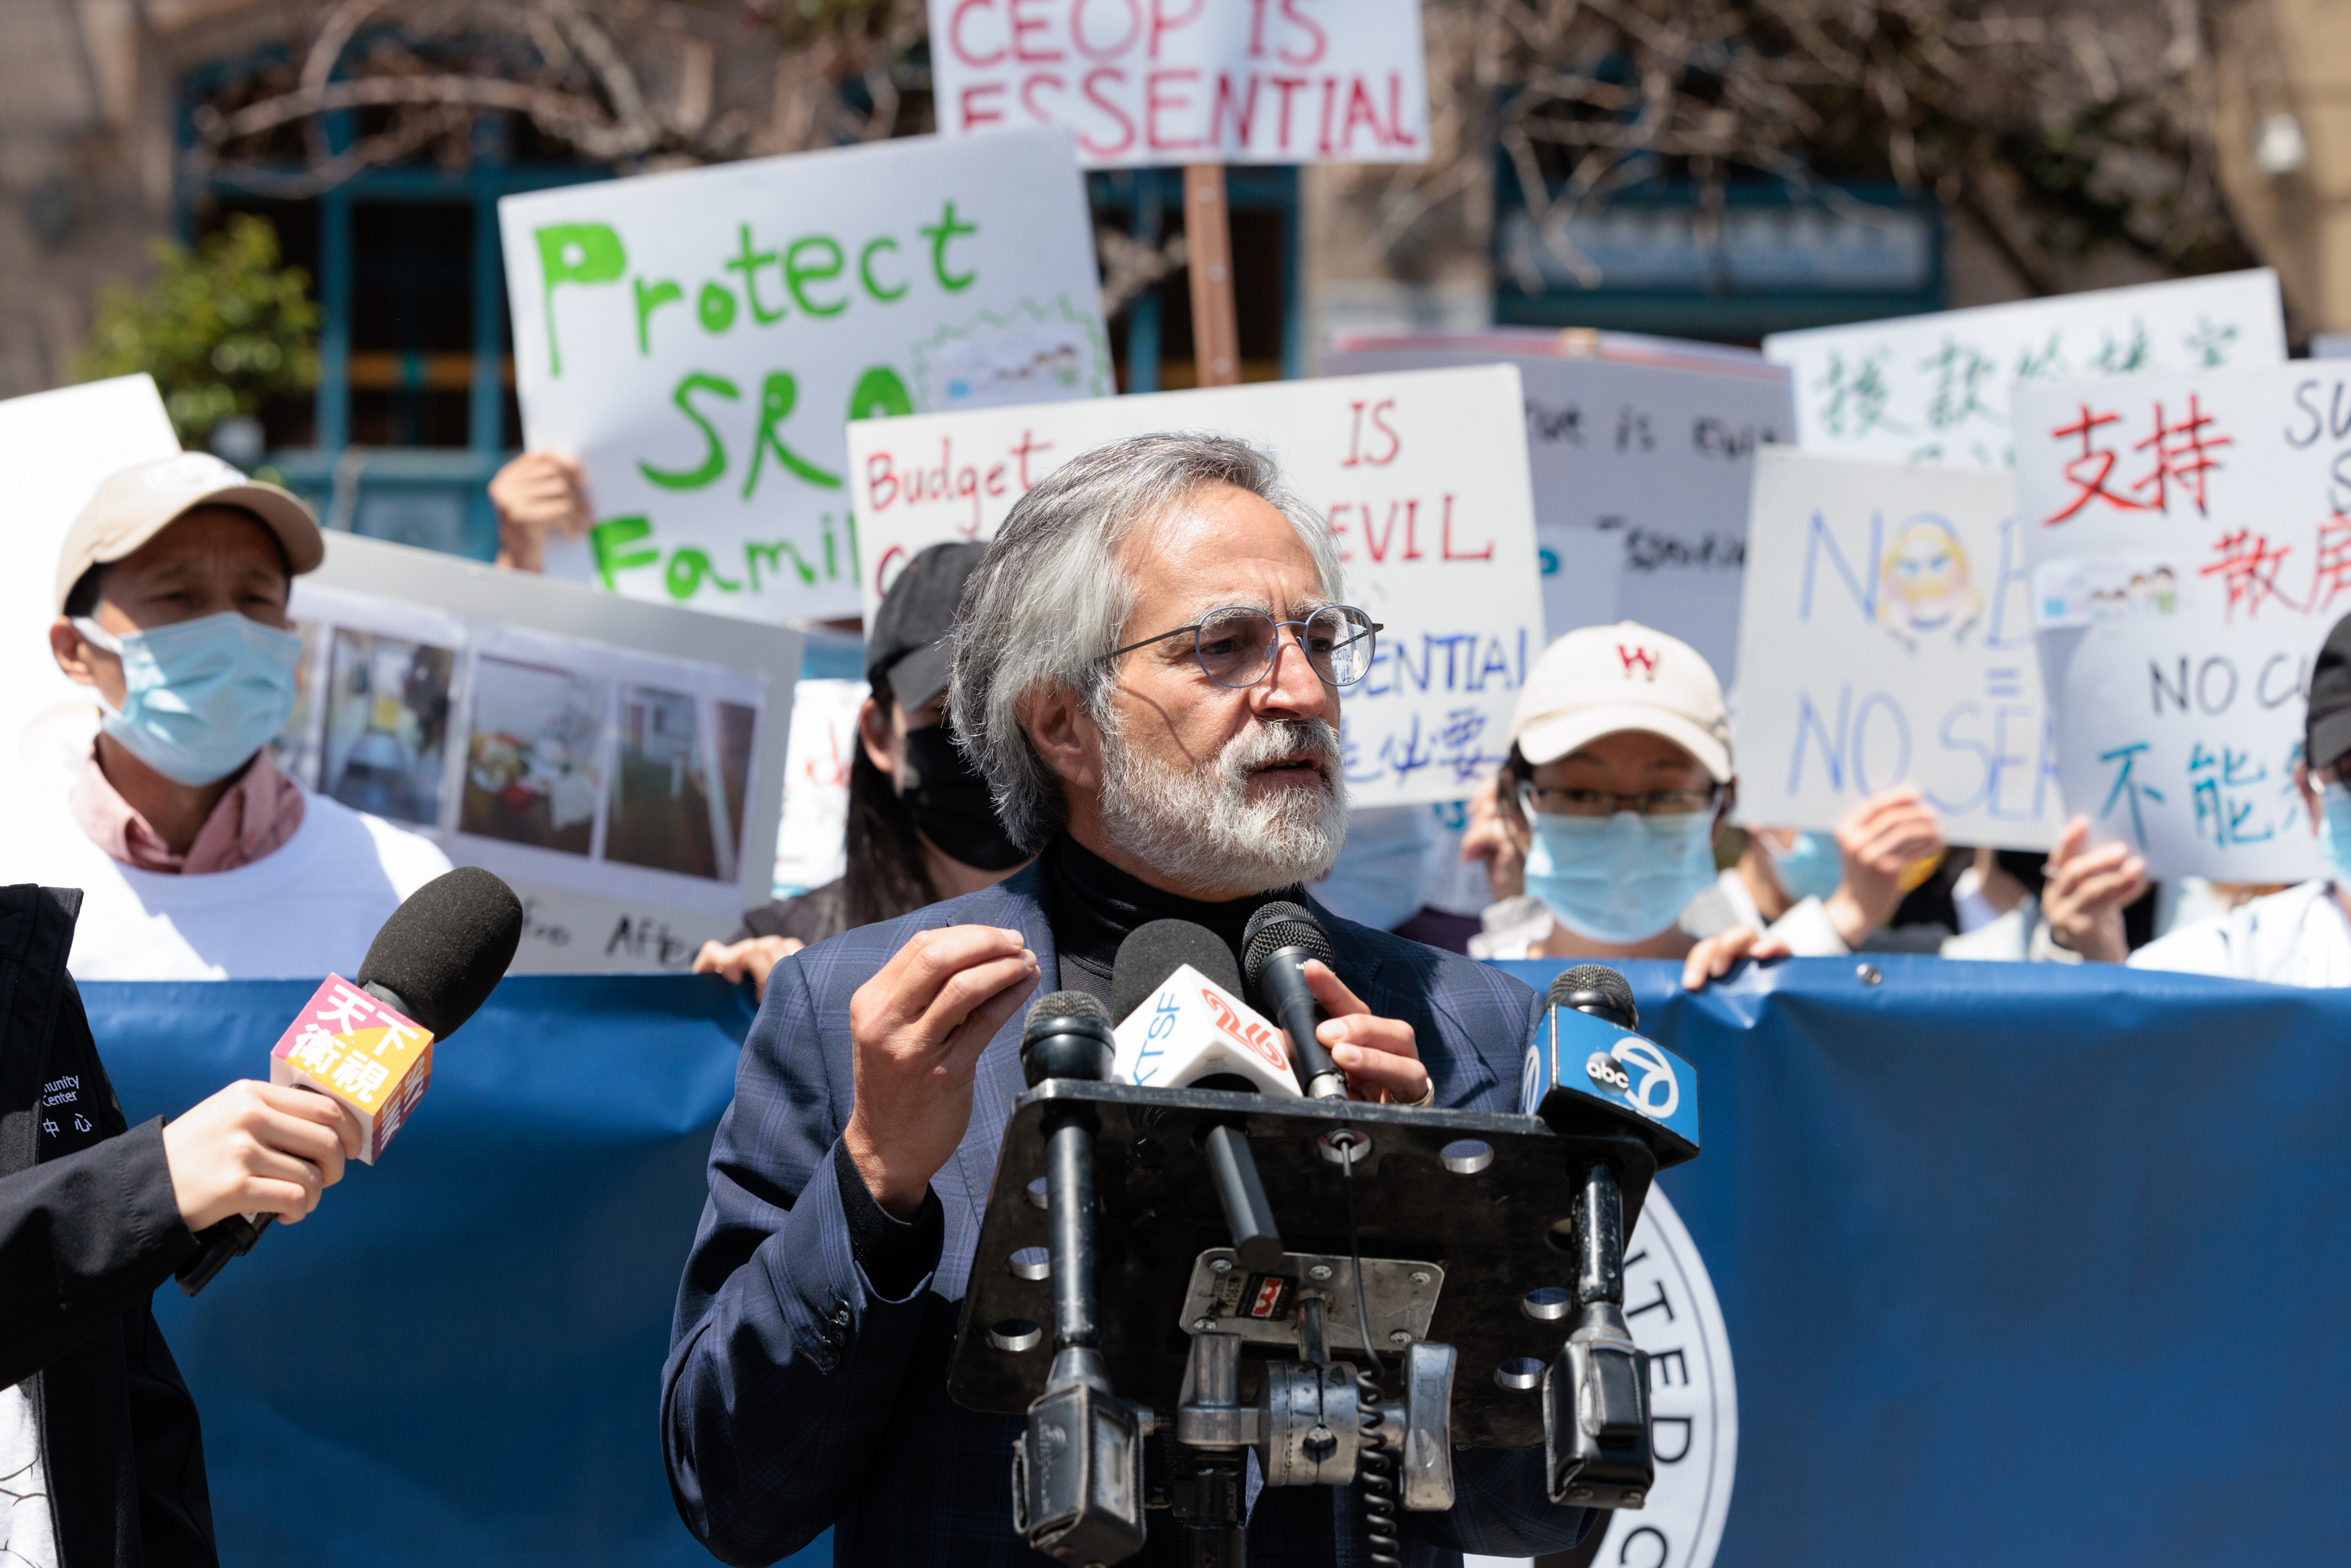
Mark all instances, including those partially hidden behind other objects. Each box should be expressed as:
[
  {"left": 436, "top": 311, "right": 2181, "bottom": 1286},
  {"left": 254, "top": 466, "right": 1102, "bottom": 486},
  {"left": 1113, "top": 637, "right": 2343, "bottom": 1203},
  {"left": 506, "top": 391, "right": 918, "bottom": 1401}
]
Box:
[
  {"left": 281, "top": 534, "right": 801, "bottom": 972},
  {"left": 500, "top": 127, "right": 1111, "bottom": 625},
  {"left": 1326, "top": 331, "right": 1792, "bottom": 683},
  {"left": 1765, "top": 270, "right": 2287, "bottom": 469},
  {"left": 929, "top": 0, "right": 1430, "bottom": 168},
  {"left": 2012, "top": 361, "right": 2340, "bottom": 882},
  {"left": 845, "top": 364, "right": 1542, "bottom": 808},
  {"left": 1734, "top": 449, "right": 2057, "bottom": 851}
]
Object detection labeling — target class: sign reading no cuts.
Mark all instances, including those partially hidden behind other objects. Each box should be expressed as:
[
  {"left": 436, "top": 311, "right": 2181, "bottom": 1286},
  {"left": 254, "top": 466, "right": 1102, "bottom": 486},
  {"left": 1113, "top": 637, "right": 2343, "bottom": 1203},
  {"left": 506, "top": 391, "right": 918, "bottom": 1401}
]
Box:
[
  {"left": 1735, "top": 449, "right": 2058, "bottom": 851},
  {"left": 2013, "top": 361, "right": 2346, "bottom": 883},
  {"left": 844, "top": 365, "right": 1542, "bottom": 808},
  {"left": 498, "top": 128, "right": 1112, "bottom": 625}
]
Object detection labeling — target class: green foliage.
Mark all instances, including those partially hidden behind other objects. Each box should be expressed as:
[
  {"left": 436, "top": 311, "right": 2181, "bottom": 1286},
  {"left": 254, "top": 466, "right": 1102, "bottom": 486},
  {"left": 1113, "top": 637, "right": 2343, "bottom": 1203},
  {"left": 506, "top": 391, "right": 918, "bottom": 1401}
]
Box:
[{"left": 75, "top": 214, "right": 319, "bottom": 446}]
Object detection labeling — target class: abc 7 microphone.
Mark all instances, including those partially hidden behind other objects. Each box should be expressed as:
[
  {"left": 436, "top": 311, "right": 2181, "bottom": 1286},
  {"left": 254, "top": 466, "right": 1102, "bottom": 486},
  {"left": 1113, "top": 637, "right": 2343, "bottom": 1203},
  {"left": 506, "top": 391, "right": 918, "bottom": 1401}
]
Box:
[
  {"left": 1519, "top": 964, "right": 1701, "bottom": 1511},
  {"left": 174, "top": 867, "right": 524, "bottom": 1295}
]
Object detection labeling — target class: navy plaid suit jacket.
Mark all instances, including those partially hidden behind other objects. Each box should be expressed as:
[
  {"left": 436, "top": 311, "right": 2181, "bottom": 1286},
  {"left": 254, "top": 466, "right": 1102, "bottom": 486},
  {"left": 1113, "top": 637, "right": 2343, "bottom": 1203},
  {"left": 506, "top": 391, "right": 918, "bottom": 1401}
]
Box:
[{"left": 662, "top": 861, "right": 1592, "bottom": 1566}]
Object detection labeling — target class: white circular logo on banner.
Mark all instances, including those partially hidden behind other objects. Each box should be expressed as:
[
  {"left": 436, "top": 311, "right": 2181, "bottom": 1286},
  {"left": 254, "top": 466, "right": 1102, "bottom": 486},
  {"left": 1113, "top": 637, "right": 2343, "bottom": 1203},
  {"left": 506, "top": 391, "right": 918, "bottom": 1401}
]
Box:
[{"left": 1467, "top": 1186, "right": 1738, "bottom": 1568}]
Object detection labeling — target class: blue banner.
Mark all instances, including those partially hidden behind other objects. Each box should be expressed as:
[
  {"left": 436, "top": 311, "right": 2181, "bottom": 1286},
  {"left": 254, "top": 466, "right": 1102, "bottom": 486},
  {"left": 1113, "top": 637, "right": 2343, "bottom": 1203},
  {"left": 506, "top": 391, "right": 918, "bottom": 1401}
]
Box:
[{"left": 82, "top": 958, "right": 2351, "bottom": 1567}]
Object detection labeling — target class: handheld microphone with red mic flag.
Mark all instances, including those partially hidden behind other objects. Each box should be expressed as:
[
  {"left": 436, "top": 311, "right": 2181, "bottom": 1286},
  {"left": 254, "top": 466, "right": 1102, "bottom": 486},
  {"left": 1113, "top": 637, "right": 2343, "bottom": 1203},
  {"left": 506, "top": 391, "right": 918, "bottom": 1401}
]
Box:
[
  {"left": 1108, "top": 919, "right": 1299, "bottom": 1099},
  {"left": 174, "top": 867, "right": 524, "bottom": 1295}
]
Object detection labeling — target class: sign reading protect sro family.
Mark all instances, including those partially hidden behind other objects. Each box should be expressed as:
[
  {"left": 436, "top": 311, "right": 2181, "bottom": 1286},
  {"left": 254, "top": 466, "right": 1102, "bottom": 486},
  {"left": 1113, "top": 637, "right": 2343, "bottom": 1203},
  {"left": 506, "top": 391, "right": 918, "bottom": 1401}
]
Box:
[{"left": 499, "top": 128, "right": 1112, "bottom": 625}]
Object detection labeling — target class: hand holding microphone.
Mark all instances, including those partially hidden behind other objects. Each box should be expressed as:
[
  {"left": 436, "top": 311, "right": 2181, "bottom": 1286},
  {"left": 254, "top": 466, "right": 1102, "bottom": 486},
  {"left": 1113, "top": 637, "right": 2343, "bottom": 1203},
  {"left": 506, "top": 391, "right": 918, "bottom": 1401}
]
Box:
[
  {"left": 1241, "top": 902, "right": 1430, "bottom": 1106},
  {"left": 162, "top": 1080, "right": 362, "bottom": 1232}
]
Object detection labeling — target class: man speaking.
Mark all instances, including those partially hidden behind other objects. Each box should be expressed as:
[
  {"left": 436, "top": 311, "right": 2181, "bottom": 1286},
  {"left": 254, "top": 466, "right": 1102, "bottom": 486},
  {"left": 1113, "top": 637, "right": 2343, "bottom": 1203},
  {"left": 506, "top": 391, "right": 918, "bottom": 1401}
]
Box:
[{"left": 663, "top": 436, "right": 1589, "bottom": 1565}]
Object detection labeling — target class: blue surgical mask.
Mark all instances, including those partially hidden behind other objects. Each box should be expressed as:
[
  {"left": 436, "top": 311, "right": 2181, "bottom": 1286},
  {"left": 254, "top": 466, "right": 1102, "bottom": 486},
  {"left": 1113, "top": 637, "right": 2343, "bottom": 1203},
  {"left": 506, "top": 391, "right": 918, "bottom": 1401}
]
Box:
[
  {"left": 1765, "top": 828, "right": 1842, "bottom": 903},
  {"left": 77, "top": 611, "right": 303, "bottom": 787},
  {"left": 1524, "top": 809, "right": 1719, "bottom": 944},
  {"left": 2318, "top": 782, "right": 2351, "bottom": 886},
  {"left": 1311, "top": 806, "right": 1442, "bottom": 932}
]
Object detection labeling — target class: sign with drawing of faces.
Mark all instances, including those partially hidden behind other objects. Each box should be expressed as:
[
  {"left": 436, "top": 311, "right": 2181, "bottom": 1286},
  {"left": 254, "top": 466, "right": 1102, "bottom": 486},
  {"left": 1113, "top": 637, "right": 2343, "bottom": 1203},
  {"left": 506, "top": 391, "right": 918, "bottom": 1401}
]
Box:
[
  {"left": 844, "top": 364, "right": 1544, "bottom": 809},
  {"left": 2012, "top": 361, "right": 2342, "bottom": 883},
  {"left": 499, "top": 127, "right": 1111, "bottom": 625},
  {"left": 1733, "top": 448, "right": 2059, "bottom": 850},
  {"left": 1764, "top": 270, "right": 2287, "bottom": 470}
]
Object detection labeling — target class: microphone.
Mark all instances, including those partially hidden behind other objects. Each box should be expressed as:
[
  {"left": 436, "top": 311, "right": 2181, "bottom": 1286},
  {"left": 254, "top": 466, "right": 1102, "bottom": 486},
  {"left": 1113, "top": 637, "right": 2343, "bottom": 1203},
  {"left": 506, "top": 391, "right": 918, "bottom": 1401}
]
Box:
[
  {"left": 176, "top": 867, "right": 525, "bottom": 1295},
  {"left": 1241, "top": 902, "right": 1346, "bottom": 1100},
  {"left": 1519, "top": 965, "right": 1698, "bottom": 1164},
  {"left": 1021, "top": 989, "right": 1116, "bottom": 1088},
  {"left": 1519, "top": 962, "right": 1701, "bottom": 1512},
  {"left": 1108, "top": 919, "right": 1299, "bottom": 1098}
]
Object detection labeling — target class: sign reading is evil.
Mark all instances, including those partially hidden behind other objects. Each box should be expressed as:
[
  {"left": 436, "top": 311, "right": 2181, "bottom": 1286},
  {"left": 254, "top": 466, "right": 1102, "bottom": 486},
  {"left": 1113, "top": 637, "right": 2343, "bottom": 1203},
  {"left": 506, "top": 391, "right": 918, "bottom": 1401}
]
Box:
[
  {"left": 929, "top": 0, "right": 1430, "bottom": 167},
  {"left": 844, "top": 364, "right": 1541, "bottom": 806}
]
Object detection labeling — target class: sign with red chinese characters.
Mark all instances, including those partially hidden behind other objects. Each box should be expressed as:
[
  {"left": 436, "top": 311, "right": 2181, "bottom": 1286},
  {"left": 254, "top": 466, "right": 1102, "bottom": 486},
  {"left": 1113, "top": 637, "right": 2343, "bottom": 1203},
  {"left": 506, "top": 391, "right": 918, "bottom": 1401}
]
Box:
[
  {"left": 928, "top": 0, "right": 1429, "bottom": 168},
  {"left": 269, "top": 976, "right": 436, "bottom": 1165},
  {"left": 2014, "top": 364, "right": 2342, "bottom": 881}
]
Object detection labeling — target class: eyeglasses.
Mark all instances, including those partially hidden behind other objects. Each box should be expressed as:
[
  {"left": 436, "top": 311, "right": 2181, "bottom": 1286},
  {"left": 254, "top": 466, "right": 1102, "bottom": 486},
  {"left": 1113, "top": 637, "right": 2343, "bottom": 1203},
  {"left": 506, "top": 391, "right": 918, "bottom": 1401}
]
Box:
[
  {"left": 1101, "top": 604, "right": 1383, "bottom": 690},
  {"left": 1518, "top": 781, "right": 1722, "bottom": 820}
]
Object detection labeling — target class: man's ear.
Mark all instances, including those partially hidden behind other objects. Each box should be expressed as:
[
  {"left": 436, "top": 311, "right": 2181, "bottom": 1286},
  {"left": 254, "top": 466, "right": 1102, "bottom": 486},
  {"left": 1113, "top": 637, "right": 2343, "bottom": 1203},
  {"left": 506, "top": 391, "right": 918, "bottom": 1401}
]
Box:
[
  {"left": 49, "top": 617, "right": 103, "bottom": 688},
  {"left": 1020, "top": 681, "right": 1102, "bottom": 794}
]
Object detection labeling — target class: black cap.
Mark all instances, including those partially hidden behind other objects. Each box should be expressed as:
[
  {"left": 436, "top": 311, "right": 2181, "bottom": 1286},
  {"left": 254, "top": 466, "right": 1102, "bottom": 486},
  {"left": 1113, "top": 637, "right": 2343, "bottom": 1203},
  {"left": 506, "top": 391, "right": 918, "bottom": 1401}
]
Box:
[
  {"left": 866, "top": 541, "right": 988, "bottom": 712},
  {"left": 2311, "top": 612, "right": 2351, "bottom": 775}
]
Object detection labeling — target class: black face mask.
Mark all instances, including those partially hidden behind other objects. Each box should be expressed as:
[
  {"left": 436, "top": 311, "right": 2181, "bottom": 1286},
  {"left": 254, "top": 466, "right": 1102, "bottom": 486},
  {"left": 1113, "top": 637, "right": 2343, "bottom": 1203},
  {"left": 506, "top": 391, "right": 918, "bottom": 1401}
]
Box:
[{"left": 900, "top": 725, "right": 1028, "bottom": 871}]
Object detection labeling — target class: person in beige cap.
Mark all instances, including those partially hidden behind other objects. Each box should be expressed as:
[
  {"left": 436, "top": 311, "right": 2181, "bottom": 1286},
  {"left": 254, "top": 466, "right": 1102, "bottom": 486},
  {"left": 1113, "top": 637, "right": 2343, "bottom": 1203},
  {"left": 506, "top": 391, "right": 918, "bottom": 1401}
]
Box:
[
  {"left": 1465, "top": 621, "right": 1941, "bottom": 985},
  {"left": 14, "top": 452, "right": 450, "bottom": 979}
]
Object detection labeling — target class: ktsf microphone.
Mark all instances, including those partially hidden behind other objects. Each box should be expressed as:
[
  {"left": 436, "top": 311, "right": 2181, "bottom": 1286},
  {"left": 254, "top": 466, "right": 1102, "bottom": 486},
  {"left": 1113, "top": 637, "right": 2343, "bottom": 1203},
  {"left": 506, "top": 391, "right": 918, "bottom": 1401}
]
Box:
[
  {"left": 1519, "top": 965, "right": 1702, "bottom": 1512},
  {"left": 175, "top": 867, "right": 524, "bottom": 1296},
  {"left": 1108, "top": 919, "right": 1299, "bottom": 1098}
]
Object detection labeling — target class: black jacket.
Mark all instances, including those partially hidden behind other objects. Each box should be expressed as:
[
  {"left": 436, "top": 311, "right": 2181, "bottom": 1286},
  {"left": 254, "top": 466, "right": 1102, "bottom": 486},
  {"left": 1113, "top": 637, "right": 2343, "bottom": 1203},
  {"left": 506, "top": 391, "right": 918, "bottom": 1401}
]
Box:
[{"left": 0, "top": 885, "right": 216, "bottom": 1568}]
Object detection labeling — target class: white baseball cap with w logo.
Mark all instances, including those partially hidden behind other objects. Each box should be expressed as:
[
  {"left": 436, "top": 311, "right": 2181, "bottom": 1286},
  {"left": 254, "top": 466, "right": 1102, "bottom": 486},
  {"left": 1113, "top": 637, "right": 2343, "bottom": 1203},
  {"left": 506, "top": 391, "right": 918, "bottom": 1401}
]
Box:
[{"left": 1509, "top": 621, "right": 1732, "bottom": 782}]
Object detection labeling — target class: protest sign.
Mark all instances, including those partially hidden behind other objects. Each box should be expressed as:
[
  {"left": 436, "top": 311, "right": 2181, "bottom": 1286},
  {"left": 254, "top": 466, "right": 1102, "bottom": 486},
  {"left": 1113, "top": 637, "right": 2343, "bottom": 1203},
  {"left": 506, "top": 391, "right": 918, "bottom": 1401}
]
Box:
[
  {"left": 844, "top": 365, "right": 1541, "bottom": 806},
  {"left": 1765, "top": 269, "right": 2287, "bottom": 469},
  {"left": 0, "top": 375, "right": 183, "bottom": 813},
  {"left": 2012, "top": 363, "right": 2341, "bottom": 883},
  {"left": 771, "top": 676, "right": 865, "bottom": 896},
  {"left": 500, "top": 129, "right": 1111, "bottom": 625},
  {"left": 280, "top": 534, "right": 801, "bottom": 972},
  {"left": 929, "top": 0, "right": 1429, "bottom": 168},
  {"left": 1327, "top": 330, "right": 1792, "bottom": 683},
  {"left": 1733, "top": 448, "right": 2056, "bottom": 850}
]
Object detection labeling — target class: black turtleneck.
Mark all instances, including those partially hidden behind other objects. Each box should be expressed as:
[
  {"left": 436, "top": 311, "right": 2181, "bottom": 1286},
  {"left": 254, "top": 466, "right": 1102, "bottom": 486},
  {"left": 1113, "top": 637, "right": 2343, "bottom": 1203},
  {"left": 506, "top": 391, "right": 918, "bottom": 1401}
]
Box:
[{"left": 1043, "top": 834, "right": 1299, "bottom": 1003}]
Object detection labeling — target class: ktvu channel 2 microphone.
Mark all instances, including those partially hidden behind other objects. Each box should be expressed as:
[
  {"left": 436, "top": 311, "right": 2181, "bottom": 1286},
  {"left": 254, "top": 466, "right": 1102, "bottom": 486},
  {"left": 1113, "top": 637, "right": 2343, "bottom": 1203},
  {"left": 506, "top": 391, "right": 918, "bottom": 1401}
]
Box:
[
  {"left": 174, "top": 867, "right": 525, "bottom": 1296},
  {"left": 1519, "top": 964, "right": 1701, "bottom": 1510}
]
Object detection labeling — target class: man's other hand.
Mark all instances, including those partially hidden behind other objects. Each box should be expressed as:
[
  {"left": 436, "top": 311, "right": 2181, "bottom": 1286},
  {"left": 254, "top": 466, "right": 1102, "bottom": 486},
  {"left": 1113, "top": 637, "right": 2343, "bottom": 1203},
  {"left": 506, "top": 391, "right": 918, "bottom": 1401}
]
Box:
[
  {"left": 694, "top": 935, "right": 802, "bottom": 999},
  {"left": 162, "top": 1080, "right": 364, "bottom": 1232},
  {"left": 1306, "top": 959, "right": 1432, "bottom": 1105},
  {"left": 842, "top": 925, "right": 1039, "bottom": 1218},
  {"left": 490, "top": 451, "right": 592, "bottom": 573},
  {"left": 2042, "top": 816, "right": 2146, "bottom": 964}
]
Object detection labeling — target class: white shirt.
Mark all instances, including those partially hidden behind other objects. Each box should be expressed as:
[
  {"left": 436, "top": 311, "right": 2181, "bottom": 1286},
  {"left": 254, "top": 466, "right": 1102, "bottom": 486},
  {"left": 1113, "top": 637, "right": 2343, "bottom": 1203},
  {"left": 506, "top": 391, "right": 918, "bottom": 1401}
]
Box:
[
  {"left": 0, "top": 1382, "right": 56, "bottom": 1568},
  {"left": 3, "top": 782, "right": 451, "bottom": 980},
  {"left": 2127, "top": 879, "right": 2351, "bottom": 988}
]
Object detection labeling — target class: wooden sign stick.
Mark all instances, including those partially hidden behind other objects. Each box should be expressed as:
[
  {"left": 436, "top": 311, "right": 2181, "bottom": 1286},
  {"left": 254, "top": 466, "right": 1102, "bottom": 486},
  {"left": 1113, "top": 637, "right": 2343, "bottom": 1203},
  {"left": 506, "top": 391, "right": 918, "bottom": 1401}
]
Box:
[{"left": 1184, "top": 164, "right": 1241, "bottom": 386}]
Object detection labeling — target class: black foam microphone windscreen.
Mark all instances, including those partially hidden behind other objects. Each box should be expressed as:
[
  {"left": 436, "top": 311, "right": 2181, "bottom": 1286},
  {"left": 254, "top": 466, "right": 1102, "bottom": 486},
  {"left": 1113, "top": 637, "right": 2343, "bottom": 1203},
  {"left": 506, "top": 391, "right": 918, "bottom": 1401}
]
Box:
[
  {"left": 355, "top": 867, "right": 525, "bottom": 1040},
  {"left": 1241, "top": 900, "right": 1338, "bottom": 986},
  {"left": 1110, "top": 918, "right": 1244, "bottom": 1024},
  {"left": 1548, "top": 964, "right": 1639, "bottom": 1031}
]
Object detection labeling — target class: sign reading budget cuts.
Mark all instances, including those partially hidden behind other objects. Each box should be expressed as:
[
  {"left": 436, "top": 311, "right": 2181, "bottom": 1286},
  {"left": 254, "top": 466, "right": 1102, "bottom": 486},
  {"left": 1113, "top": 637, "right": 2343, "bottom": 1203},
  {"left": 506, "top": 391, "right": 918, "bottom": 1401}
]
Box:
[
  {"left": 929, "top": 0, "right": 1429, "bottom": 167},
  {"left": 499, "top": 129, "right": 1112, "bottom": 625},
  {"left": 2012, "top": 362, "right": 2342, "bottom": 882},
  {"left": 844, "top": 365, "right": 1541, "bottom": 807},
  {"left": 1765, "top": 269, "right": 2286, "bottom": 470},
  {"left": 1734, "top": 449, "right": 2057, "bottom": 851}
]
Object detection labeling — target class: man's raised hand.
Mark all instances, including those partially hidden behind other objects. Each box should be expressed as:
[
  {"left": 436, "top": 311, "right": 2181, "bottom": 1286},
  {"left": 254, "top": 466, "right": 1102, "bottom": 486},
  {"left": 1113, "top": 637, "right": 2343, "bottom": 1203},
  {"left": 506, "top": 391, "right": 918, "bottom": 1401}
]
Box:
[{"left": 842, "top": 925, "right": 1039, "bottom": 1218}]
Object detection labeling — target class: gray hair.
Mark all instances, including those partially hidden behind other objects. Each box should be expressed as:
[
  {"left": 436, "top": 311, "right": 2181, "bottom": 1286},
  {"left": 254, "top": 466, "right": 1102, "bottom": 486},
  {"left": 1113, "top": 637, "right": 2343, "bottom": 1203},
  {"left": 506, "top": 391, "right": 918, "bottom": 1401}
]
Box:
[{"left": 948, "top": 432, "right": 1343, "bottom": 854}]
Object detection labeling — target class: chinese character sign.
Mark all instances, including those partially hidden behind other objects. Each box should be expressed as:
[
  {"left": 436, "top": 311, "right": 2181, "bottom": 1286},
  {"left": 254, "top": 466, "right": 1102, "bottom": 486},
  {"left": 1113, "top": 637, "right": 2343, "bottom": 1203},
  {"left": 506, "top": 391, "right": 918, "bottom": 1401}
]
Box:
[
  {"left": 1733, "top": 450, "right": 2057, "bottom": 851},
  {"left": 269, "top": 976, "right": 436, "bottom": 1164},
  {"left": 499, "top": 129, "right": 1112, "bottom": 625},
  {"left": 1326, "top": 334, "right": 1793, "bottom": 682},
  {"left": 2014, "top": 363, "right": 2344, "bottom": 882},
  {"left": 1765, "top": 270, "right": 2286, "bottom": 469},
  {"left": 929, "top": 0, "right": 1429, "bottom": 168},
  {"left": 845, "top": 364, "right": 1542, "bottom": 807}
]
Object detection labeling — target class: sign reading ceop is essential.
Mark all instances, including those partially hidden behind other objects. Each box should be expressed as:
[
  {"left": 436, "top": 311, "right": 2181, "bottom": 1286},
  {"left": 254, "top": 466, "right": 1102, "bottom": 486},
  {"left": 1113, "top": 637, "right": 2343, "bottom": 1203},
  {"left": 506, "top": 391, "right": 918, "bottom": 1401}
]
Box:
[
  {"left": 846, "top": 364, "right": 1542, "bottom": 809},
  {"left": 929, "top": 0, "right": 1430, "bottom": 168}
]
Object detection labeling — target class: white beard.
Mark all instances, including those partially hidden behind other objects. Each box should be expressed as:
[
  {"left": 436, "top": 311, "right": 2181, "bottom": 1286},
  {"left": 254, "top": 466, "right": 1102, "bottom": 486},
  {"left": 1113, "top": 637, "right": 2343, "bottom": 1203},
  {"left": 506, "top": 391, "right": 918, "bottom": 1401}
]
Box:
[{"left": 1097, "top": 713, "right": 1349, "bottom": 896}]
